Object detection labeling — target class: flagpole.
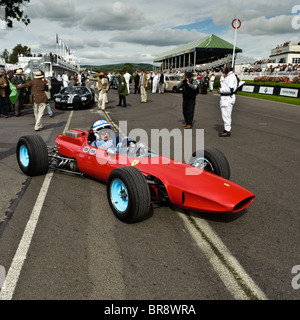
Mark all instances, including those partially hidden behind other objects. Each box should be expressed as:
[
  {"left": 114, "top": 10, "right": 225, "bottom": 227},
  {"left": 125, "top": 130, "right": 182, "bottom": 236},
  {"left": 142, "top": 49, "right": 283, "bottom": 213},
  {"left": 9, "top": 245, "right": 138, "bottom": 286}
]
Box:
[
  {"left": 231, "top": 19, "right": 241, "bottom": 69},
  {"left": 232, "top": 25, "right": 237, "bottom": 68}
]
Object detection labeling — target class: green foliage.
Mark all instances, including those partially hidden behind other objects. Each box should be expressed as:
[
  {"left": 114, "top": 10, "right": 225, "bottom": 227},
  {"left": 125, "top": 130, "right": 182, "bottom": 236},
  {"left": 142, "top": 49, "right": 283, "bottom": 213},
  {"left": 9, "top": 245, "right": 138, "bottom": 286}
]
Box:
[
  {"left": 82, "top": 63, "right": 153, "bottom": 74},
  {"left": 0, "top": 0, "right": 31, "bottom": 28},
  {"left": 9, "top": 43, "right": 31, "bottom": 64},
  {"left": 0, "top": 49, "right": 10, "bottom": 63},
  {"left": 245, "top": 80, "right": 300, "bottom": 88}
]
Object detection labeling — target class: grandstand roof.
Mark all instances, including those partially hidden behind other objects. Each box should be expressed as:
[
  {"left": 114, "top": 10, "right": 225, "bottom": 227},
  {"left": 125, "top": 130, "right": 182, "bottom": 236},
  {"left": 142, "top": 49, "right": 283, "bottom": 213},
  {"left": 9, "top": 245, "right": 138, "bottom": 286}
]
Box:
[{"left": 154, "top": 34, "right": 242, "bottom": 61}]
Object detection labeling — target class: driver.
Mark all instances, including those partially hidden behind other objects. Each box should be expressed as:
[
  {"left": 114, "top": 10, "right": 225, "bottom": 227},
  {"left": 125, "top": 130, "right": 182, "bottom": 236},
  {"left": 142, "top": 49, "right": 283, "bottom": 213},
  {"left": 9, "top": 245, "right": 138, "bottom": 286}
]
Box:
[{"left": 91, "top": 120, "right": 117, "bottom": 150}]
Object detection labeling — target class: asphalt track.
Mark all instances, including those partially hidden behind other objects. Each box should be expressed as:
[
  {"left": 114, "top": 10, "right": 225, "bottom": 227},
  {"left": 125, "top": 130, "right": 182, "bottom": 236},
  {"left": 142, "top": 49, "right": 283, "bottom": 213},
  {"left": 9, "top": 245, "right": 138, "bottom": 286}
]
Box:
[{"left": 0, "top": 85, "right": 299, "bottom": 301}]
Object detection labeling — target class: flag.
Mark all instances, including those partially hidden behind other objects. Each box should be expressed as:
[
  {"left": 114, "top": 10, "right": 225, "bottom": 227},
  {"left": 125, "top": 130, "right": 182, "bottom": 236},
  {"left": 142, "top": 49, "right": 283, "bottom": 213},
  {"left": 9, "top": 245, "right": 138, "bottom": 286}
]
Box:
[{"left": 56, "top": 33, "right": 58, "bottom": 44}]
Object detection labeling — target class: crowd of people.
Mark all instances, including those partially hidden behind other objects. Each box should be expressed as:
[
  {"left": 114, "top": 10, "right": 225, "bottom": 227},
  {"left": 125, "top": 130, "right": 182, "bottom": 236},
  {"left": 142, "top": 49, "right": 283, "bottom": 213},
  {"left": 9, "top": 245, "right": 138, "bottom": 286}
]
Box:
[
  {"left": 242, "top": 63, "right": 300, "bottom": 74},
  {"left": 0, "top": 64, "right": 242, "bottom": 138},
  {"left": 18, "top": 52, "right": 78, "bottom": 67},
  {"left": 89, "top": 65, "right": 233, "bottom": 137},
  {"left": 0, "top": 68, "right": 89, "bottom": 125}
]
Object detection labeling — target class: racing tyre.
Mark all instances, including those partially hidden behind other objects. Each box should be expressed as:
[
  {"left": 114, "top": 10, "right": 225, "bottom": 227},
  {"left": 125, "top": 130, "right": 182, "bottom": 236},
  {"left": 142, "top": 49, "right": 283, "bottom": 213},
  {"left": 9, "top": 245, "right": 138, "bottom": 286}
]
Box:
[
  {"left": 16, "top": 135, "right": 49, "bottom": 176},
  {"left": 107, "top": 166, "right": 151, "bottom": 223},
  {"left": 190, "top": 148, "right": 230, "bottom": 180}
]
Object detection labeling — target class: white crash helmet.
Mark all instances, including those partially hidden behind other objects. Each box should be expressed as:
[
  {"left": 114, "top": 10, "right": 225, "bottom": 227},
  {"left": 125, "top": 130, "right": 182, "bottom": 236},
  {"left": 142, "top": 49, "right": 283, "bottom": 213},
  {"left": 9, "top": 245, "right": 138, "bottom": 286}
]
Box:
[{"left": 92, "top": 120, "right": 111, "bottom": 140}]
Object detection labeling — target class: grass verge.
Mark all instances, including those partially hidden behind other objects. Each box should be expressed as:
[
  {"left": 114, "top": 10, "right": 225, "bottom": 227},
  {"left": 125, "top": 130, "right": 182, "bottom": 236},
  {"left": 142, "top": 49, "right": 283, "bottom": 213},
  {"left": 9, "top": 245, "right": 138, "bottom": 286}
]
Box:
[
  {"left": 244, "top": 80, "right": 300, "bottom": 88},
  {"left": 237, "top": 91, "right": 300, "bottom": 106}
]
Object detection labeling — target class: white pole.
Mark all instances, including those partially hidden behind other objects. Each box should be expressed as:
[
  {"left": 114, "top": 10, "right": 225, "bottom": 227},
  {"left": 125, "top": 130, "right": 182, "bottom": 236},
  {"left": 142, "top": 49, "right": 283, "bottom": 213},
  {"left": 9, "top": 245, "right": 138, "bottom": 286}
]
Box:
[{"left": 232, "top": 21, "right": 238, "bottom": 68}]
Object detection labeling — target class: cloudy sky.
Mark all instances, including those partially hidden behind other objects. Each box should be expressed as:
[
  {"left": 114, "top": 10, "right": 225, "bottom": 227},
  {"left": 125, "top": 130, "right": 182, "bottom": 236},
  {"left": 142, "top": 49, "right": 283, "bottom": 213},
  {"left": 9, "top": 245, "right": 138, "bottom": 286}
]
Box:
[{"left": 1, "top": 0, "right": 300, "bottom": 66}]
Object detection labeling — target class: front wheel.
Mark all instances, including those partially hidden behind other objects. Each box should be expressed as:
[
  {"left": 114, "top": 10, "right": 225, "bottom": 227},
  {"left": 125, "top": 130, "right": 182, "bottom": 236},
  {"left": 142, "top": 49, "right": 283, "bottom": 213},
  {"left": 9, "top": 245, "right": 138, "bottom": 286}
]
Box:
[
  {"left": 16, "top": 135, "right": 49, "bottom": 176},
  {"left": 189, "top": 148, "right": 230, "bottom": 180},
  {"left": 107, "top": 166, "right": 151, "bottom": 223}
]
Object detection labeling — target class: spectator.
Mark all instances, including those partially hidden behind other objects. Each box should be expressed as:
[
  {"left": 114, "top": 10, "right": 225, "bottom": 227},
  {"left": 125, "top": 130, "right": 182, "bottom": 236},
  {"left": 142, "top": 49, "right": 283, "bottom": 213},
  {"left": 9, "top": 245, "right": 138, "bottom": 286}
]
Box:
[
  {"left": 152, "top": 71, "right": 159, "bottom": 93},
  {"left": 159, "top": 71, "right": 165, "bottom": 94},
  {"left": 0, "top": 69, "right": 8, "bottom": 118},
  {"left": 62, "top": 71, "right": 69, "bottom": 87},
  {"left": 18, "top": 71, "right": 49, "bottom": 131},
  {"left": 200, "top": 71, "right": 209, "bottom": 94},
  {"left": 134, "top": 71, "right": 140, "bottom": 94},
  {"left": 97, "top": 72, "right": 109, "bottom": 111},
  {"left": 139, "top": 70, "right": 148, "bottom": 103},
  {"left": 116, "top": 71, "right": 128, "bottom": 107},
  {"left": 209, "top": 73, "right": 215, "bottom": 92},
  {"left": 124, "top": 70, "right": 131, "bottom": 94},
  {"left": 11, "top": 69, "right": 25, "bottom": 117}
]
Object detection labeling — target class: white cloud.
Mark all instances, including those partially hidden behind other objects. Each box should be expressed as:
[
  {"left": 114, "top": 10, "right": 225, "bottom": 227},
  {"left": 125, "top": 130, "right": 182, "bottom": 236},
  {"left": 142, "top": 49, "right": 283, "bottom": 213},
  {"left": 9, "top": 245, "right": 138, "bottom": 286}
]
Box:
[
  {"left": 111, "top": 28, "right": 206, "bottom": 46},
  {"left": 241, "top": 15, "right": 298, "bottom": 36},
  {"left": 81, "top": 2, "right": 151, "bottom": 31},
  {"left": 1, "top": 0, "right": 299, "bottom": 65}
]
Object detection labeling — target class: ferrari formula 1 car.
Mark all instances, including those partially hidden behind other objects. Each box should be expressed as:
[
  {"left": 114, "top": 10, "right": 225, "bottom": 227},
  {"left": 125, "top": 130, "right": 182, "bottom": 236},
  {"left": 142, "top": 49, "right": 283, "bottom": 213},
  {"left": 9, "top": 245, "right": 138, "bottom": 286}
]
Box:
[
  {"left": 16, "top": 128, "right": 255, "bottom": 223},
  {"left": 53, "top": 86, "right": 95, "bottom": 109}
]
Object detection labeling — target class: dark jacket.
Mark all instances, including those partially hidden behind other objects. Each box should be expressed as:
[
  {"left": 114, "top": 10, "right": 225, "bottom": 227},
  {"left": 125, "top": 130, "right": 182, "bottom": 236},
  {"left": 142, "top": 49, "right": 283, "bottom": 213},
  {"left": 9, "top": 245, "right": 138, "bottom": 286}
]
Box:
[
  {"left": 117, "top": 76, "right": 128, "bottom": 96},
  {"left": 177, "top": 79, "right": 198, "bottom": 100}
]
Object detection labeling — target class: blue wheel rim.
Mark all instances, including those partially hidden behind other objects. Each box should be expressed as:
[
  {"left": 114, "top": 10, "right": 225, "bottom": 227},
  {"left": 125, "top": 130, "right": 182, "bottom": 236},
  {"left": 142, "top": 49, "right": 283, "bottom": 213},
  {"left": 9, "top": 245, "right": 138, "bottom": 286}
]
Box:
[
  {"left": 110, "top": 179, "right": 128, "bottom": 213},
  {"left": 192, "top": 157, "right": 214, "bottom": 173},
  {"left": 20, "top": 145, "right": 29, "bottom": 167}
]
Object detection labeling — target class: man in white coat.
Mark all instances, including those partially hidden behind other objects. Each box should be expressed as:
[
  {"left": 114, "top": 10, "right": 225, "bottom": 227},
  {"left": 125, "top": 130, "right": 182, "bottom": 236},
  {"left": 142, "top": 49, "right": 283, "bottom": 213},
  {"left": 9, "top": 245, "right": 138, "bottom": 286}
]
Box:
[
  {"left": 209, "top": 73, "right": 215, "bottom": 92},
  {"left": 62, "top": 71, "right": 69, "bottom": 87},
  {"left": 152, "top": 71, "right": 159, "bottom": 93},
  {"left": 218, "top": 63, "right": 237, "bottom": 137},
  {"left": 124, "top": 71, "right": 131, "bottom": 94}
]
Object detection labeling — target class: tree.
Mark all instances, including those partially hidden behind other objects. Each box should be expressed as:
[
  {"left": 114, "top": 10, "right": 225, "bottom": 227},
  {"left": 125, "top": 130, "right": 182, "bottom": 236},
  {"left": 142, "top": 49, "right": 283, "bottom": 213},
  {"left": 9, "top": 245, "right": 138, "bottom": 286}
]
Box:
[
  {"left": 0, "top": 0, "right": 30, "bottom": 28},
  {"left": 121, "top": 63, "right": 134, "bottom": 75},
  {"left": 9, "top": 44, "right": 31, "bottom": 64},
  {"left": 0, "top": 49, "right": 10, "bottom": 63}
]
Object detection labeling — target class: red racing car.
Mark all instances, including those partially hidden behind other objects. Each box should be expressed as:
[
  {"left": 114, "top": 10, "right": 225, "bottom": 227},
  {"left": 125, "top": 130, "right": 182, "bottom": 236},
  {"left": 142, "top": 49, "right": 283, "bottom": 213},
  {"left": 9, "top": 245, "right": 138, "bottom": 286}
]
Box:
[{"left": 16, "top": 128, "right": 255, "bottom": 223}]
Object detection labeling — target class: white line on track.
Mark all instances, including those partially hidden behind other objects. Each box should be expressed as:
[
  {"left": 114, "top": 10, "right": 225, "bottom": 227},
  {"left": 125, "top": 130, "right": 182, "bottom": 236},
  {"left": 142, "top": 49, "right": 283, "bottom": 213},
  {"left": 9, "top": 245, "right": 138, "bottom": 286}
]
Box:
[
  {"left": 178, "top": 214, "right": 268, "bottom": 300},
  {"left": 0, "top": 111, "right": 74, "bottom": 300}
]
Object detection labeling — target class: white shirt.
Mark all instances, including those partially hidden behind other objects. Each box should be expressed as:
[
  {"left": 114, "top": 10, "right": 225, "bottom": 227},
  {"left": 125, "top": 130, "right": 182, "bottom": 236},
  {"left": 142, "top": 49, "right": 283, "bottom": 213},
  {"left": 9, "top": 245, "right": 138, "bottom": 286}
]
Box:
[
  {"left": 220, "top": 72, "right": 237, "bottom": 95},
  {"left": 124, "top": 72, "right": 131, "bottom": 84}
]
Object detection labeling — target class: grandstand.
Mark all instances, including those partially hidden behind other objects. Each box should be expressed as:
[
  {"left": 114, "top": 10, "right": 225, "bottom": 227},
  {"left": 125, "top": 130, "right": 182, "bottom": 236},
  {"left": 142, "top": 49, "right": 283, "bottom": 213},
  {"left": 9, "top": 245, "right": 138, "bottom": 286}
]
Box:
[{"left": 153, "top": 34, "right": 242, "bottom": 71}]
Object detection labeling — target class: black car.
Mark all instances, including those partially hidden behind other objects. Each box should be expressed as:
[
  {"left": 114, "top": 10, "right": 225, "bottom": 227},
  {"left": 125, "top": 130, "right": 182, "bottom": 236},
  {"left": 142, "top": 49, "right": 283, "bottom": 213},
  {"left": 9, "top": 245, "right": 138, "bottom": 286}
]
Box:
[
  {"left": 54, "top": 86, "right": 95, "bottom": 109},
  {"left": 109, "top": 75, "right": 119, "bottom": 90}
]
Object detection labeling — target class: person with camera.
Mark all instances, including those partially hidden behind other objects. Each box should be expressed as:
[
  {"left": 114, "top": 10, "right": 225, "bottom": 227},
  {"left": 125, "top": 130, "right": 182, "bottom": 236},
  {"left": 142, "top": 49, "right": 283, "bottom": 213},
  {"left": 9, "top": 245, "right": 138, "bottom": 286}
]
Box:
[
  {"left": 176, "top": 71, "right": 199, "bottom": 129},
  {"left": 218, "top": 63, "right": 237, "bottom": 137}
]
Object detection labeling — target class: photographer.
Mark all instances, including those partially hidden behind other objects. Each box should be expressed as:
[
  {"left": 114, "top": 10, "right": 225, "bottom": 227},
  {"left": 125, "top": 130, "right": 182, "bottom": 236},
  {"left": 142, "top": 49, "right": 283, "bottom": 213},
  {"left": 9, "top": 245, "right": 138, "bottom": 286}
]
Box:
[{"left": 176, "top": 71, "right": 199, "bottom": 129}]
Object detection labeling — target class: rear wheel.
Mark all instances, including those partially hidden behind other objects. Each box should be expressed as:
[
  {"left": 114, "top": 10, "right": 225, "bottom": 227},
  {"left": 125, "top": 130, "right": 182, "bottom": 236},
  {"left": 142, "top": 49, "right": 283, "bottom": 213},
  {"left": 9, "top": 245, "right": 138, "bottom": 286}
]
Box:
[
  {"left": 16, "top": 135, "right": 49, "bottom": 176},
  {"left": 190, "top": 148, "right": 230, "bottom": 179},
  {"left": 107, "top": 166, "right": 151, "bottom": 223}
]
